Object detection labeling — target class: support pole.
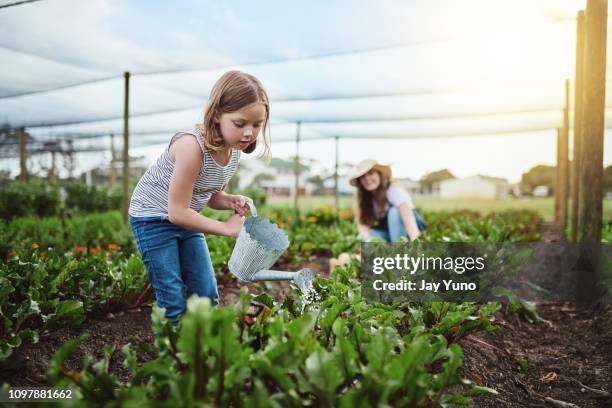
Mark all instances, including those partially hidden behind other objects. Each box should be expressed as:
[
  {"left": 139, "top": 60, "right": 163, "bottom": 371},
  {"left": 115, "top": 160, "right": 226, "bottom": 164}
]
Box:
[
  {"left": 555, "top": 125, "right": 569, "bottom": 232},
  {"left": 18, "top": 127, "right": 27, "bottom": 181},
  {"left": 576, "top": 0, "right": 607, "bottom": 303},
  {"left": 49, "top": 151, "right": 57, "bottom": 182},
  {"left": 110, "top": 133, "right": 116, "bottom": 188},
  {"left": 293, "top": 121, "right": 301, "bottom": 216},
  {"left": 122, "top": 72, "right": 130, "bottom": 223},
  {"left": 571, "top": 10, "right": 585, "bottom": 242},
  {"left": 578, "top": 0, "right": 607, "bottom": 243},
  {"left": 334, "top": 136, "right": 339, "bottom": 210}
]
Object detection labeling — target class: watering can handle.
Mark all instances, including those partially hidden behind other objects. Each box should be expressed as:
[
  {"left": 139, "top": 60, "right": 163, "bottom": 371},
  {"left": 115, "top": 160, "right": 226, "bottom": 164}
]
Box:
[{"left": 246, "top": 200, "right": 258, "bottom": 217}]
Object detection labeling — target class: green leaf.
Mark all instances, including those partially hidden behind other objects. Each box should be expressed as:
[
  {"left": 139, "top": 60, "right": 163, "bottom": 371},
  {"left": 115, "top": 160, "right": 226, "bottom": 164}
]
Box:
[
  {"left": 286, "top": 310, "right": 318, "bottom": 339},
  {"left": 305, "top": 347, "right": 344, "bottom": 401},
  {"left": 44, "top": 300, "right": 85, "bottom": 330},
  {"left": 47, "top": 334, "right": 89, "bottom": 384}
]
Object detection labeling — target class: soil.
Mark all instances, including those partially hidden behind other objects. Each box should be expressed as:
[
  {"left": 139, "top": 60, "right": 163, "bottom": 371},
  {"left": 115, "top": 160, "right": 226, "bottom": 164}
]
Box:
[{"left": 1, "top": 225, "right": 610, "bottom": 408}]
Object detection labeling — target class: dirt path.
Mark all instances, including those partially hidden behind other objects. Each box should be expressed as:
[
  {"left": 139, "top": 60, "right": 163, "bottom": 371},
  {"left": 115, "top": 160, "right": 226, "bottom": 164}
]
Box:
[{"left": 461, "top": 222, "right": 612, "bottom": 407}]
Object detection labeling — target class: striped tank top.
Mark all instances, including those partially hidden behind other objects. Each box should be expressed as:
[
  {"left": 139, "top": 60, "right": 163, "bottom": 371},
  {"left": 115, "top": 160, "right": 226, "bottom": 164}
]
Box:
[{"left": 128, "top": 128, "right": 241, "bottom": 218}]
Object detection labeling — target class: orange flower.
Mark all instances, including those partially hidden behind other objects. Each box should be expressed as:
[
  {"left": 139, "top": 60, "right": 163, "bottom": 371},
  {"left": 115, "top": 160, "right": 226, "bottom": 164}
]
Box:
[
  {"left": 75, "top": 245, "right": 86, "bottom": 254},
  {"left": 307, "top": 216, "right": 317, "bottom": 223},
  {"left": 340, "top": 209, "right": 353, "bottom": 220},
  {"left": 7, "top": 250, "right": 17, "bottom": 258},
  {"left": 89, "top": 245, "right": 101, "bottom": 255},
  {"left": 107, "top": 243, "right": 120, "bottom": 251},
  {"left": 31, "top": 243, "right": 39, "bottom": 249}
]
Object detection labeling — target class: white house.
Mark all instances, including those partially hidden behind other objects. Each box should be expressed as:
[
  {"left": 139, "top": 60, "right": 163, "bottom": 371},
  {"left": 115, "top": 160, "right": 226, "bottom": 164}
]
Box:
[
  {"left": 395, "top": 178, "right": 421, "bottom": 196},
  {"left": 238, "top": 158, "right": 315, "bottom": 196},
  {"left": 438, "top": 175, "right": 511, "bottom": 199}
]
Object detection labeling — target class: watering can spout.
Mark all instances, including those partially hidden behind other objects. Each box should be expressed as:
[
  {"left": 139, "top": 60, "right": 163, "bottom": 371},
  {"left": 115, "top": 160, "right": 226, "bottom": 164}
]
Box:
[{"left": 249, "top": 268, "right": 314, "bottom": 293}]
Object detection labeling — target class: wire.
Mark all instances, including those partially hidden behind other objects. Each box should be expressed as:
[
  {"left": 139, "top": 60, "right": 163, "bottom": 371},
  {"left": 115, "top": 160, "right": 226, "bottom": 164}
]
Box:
[
  {"left": 18, "top": 87, "right": 566, "bottom": 129},
  {"left": 0, "top": 0, "right": 43, "bottom": 9}
]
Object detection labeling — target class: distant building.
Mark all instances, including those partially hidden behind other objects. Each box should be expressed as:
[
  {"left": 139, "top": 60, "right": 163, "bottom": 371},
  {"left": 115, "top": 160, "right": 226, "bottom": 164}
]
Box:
[
  {"left": 238, "top": 158, "right": 315, "bottom": 196},
  {"left": 79, "top": 157, "right": 148, "bottom": 187},
  {"left": 323, "top": 176, "right": 353, "bottom": 195},
  {"left": 438, "top": 175, "right": 511, "bottom": 199},
  {"left": 395, "top": 178, "right": 421, "bottom": 196}
]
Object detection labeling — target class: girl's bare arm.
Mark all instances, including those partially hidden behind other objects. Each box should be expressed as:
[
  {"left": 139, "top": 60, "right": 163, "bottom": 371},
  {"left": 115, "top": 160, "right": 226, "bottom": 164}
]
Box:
[{"left": 167, "top": 137, "right": 243, "bottom": 236}]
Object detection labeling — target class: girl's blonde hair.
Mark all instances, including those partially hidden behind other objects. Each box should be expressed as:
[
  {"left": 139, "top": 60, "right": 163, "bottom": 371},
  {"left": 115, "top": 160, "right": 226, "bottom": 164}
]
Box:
[{"left": 197, "top": 70, "right": 271, "bottom": 159}]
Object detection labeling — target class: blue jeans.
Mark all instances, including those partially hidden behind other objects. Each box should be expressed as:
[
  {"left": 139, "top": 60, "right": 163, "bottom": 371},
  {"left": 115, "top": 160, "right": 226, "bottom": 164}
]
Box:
[
  {"left": 370, "top": 206, "right": 427, "bottom": 242},
  {"left": 129, "top": 215, "right": 219, "bottom": 324}
]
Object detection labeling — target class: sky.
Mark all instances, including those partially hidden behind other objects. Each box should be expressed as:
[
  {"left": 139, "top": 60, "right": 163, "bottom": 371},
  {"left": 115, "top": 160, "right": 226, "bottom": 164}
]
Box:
[{"left": 1, "top": 0, "right": 611, "bottom": 183}]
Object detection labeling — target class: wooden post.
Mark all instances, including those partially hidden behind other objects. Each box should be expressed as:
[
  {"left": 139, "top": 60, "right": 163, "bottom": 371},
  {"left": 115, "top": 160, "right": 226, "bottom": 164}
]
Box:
[
  {"left": 18, "top": 127, "right": 27, "bottom": 181},
  {"left": 571, "top": 10, "right": 585, "bottom": 242},
  {"left": 334, "top": 136, "right": 339, "bottom": 210},
  {"left": 49, "top": 151, "right": 57, "bottom": 182},
  {"left": 576, "top": 0, "right": 607, "bottom": 303},
  {"left": 293, "top": 121, "right": 301, "bottom": 216},
  {"left": 110, "top": 133, "right": 116, "bottom": 188},
  {"left": 122, "top": 72, "right": 130, "bottom": 222},
  {"left": 555, "top": 125, "right": 569, "bottom": 232},
  {"left": 578, "top": 0, "right": 607, "bottom": 243}
]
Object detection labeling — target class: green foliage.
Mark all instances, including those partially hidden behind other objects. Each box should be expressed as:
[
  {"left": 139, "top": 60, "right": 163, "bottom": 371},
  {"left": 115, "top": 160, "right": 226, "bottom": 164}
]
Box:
[
  {"left": 491, "top": 287, "right": 539, "bottom": 323},
  {"left": 64, "top": 182, "right": 122, "bottom": 213},
  {"left": 48, "top": 264, "right": 501, "bottom": 406},
  {"left": 0, "top": 250, "right": 146, "bottom": 361},
  {"left": 240, "top": 187, "right": 267, "bottom": 208},
  {"left": 603, "top": 219, "right": 612, "bottom": 243},
  {"left": 2, "top": 205, "right": 545, "bottom": 405},
  {"left": 0, "top": 179, "right": 61, "bottom": 220},
  {"left": 520, "top": 165, "right": 555, "bottom": 195},
  {"left": 0, "top": 211, "right": 136, "bottom": 257}
]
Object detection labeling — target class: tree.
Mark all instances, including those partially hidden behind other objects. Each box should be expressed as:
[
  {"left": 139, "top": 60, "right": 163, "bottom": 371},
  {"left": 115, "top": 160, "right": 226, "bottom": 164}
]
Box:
[
  {"left": 252, "top": 173, "right": 275, "bottom": 188},
  {"left": 520, "top": 165, "right": 556, "bottom": 195},
  {"left": 306, "top": 175, "right": 327, "bottom": 195},
  {"left": 420, "top": 169, "right": 455, "bottom": 193}
]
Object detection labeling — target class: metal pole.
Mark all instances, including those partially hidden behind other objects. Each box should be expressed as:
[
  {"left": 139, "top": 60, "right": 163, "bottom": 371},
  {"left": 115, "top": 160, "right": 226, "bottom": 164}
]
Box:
[
  {"left": 578, "top": 0, "right": 607, "bottom": 243},
  {"left": 122, "top": 72, "right": 130, "bottom": 222},
  {"left": 334, "top": 136, "right": 339, "bottom": 210},
  {"left": 571, "top": 10, "right": 585, "bottom": 242},
  {"left": 294, "top": 121, "right": 301, "bottom": 216},
  {"left": 18, "top": 127, "right": 27, "bottom": 181}
]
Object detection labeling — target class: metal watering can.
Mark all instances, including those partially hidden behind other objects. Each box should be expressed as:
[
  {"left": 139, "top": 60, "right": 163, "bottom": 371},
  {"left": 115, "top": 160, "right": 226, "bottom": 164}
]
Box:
[{"left": 228, "top": 202, "right": 314, "bottom": 294}]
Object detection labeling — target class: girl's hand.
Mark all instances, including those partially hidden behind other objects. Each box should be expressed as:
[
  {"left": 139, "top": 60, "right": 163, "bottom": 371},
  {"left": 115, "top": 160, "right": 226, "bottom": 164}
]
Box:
[
  {"left": 228, "top": 195, "right": 253, "bottom": 216},
  {"left": 225, "top": 214, "right": 245, "bottom": 237}
]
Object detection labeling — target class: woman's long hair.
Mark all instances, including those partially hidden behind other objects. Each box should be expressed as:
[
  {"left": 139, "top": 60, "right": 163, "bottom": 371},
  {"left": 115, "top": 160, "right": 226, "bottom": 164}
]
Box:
[{"left": 355, "top": 170, "right": 391, "bottom": 226}]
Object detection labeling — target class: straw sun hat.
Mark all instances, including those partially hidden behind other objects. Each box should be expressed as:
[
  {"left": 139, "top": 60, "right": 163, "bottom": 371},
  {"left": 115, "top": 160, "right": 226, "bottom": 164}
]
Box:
[{"left": 349, "top": 159, "right": 392, "bottom": 187}]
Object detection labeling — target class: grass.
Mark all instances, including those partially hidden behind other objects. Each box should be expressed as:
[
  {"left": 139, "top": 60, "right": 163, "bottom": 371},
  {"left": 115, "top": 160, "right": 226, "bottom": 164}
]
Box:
[{"left": 266, "top": 195, "right": 612, "bottom": 222}]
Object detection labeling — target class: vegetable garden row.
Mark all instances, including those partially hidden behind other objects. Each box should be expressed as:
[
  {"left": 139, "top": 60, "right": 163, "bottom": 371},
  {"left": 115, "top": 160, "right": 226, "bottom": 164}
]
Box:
[{"left": 0, "top": 205, "right": 555, "bottom": 406}]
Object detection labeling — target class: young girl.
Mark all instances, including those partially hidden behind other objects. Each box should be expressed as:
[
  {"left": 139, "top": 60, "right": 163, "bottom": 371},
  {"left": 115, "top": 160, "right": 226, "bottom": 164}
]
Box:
[
  {"left": 128, "top": 70, "right": 270, "bottom": 324},
  {"left": 350, "top": 159, "right": 426, "bottom": 242}
]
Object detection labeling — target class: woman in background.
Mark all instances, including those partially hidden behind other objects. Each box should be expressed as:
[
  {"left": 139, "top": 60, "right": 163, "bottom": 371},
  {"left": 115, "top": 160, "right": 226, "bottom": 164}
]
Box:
[{"left": 351, "top": 159, "right": 426, "bottom": 242}]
